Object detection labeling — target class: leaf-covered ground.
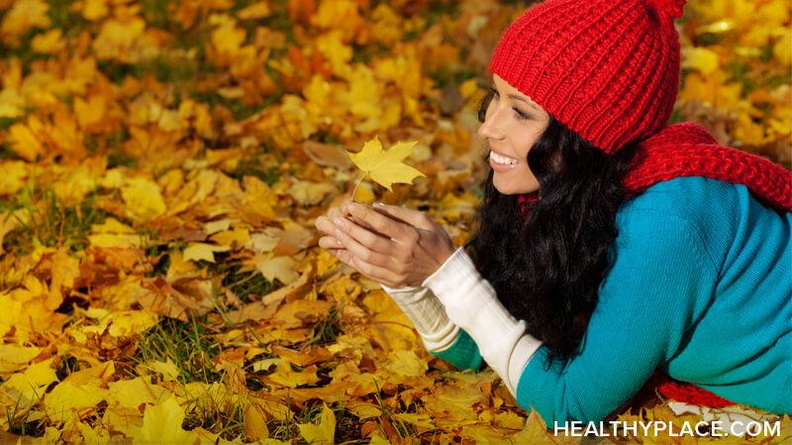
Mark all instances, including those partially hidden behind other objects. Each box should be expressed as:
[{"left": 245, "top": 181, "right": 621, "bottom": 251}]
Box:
[{"left": 0, "top": 0, "right": 789, "bottom": 443}]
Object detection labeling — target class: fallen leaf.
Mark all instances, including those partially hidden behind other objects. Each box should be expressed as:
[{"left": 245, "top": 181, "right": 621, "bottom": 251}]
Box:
[
  {"left": 128, "top": 396, "right": 199, "bottom": 445},
  {"left": 297, "top": 403, "right": 336, "bottom": 444}
]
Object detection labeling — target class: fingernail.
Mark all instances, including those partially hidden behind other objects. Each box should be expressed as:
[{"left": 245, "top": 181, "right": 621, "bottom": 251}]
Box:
[
  {"left": 333, "top": 217, "right": 344, "bottom": 227},
  {"left": 347, "top": 202, "right": 359, "bottom": 212}
]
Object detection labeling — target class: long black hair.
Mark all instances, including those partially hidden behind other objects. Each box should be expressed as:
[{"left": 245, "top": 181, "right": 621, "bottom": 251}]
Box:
[{"left": 472, "top": 90, "right": 637, "bottom": 364}]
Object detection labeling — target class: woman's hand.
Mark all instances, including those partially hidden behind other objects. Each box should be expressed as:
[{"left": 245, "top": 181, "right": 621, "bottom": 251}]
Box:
[{"left": 315, "top": 202, "right": 456, "bottom": 288}]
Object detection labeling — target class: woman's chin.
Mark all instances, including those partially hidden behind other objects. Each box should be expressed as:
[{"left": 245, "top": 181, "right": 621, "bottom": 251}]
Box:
[{"left": 493, "top": 177, "right": 539, "bottom": 196}]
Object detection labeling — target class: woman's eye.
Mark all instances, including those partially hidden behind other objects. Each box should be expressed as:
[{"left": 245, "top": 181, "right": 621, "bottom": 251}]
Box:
[{"left": 513, "top": 107, "right": 530, "bottom": 120}]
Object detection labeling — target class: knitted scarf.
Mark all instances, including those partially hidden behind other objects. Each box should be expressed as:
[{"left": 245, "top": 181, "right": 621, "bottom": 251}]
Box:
[{"left": 626, "top": 122, "right": 792, "bottom": 212}]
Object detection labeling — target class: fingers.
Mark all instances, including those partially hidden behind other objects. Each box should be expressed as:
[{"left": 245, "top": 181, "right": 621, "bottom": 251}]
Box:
[
  {"left": 333, "top": 224, "right": 393, "bottom": 266},
  {"left": 370, "top": 203, "right": 436, "bottom": 231},
  {"left": 318, "top": 234, "right": 342, "bottom": 250},
  {"left": 344, "top": 202, "right": 418, "bottom": 240}
]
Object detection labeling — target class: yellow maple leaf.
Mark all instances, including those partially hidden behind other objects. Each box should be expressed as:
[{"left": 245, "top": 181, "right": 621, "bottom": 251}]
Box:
[
  {"left": 7, "top": 119, "right": 44, "bottom": 161},
  {"left": 348, "top": 137, "right": 425, "bottom": 192},
  {"left": 253, "top": 358, "right": 321, "bottom": 388},
  {"left": 128, "top": 396, "right": 199, "bottom": 445},
  {"left": 82, "top": 0, "right": 109, "bottom": 21},
  {"left": 30, "top": 28, "right": 65, "bottom": 54},
  {"left": 2, "top": 358, "right": 58, "bottom": 408},
  {"left": 106, "top": 310, "right": 159, "bottom": 338},
  {"left": 121, "top": 177, "right": 167, "bottom": 223},
  {"left": 0, "top": 0, "right": 51, "bottom": 43},
  {"left": 106, "top": 377, "right": 168, "bottom": 411},
  {"left": 0, "top": 344, "right": 42, "bottom": 373},
  {"left": 384, "top": 350, "right": 427, "bottom": 378},
  {"left": 183, "top": 242, "right": 232, "bottom": 263},
  {"left": 253, "top": 253, "right": 299, "bottom": 284},
  {"left": 0, "top": 161, "right": 28, "bottom": 196},
  {"left": 297, "top": 403, "right": 336, "bottom": 445}
]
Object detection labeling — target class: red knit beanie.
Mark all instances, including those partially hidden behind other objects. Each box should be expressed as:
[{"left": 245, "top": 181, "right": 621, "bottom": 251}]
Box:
[{"left": 490, "top": 0, "right": 686, "bottom": 153}]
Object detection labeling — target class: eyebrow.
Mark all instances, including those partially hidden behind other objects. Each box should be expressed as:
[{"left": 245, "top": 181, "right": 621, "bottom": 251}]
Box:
[{"left": 507, "top": 94, "right": 542, "bottom": 111}]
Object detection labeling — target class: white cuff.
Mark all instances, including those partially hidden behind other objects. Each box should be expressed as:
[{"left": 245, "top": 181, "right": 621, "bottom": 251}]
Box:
[
  {"left": 423, "top": 247, "right": 542, "bottom": 395},
  {"left": 382, "top": 285, "right": 460, "bottom": 352}
]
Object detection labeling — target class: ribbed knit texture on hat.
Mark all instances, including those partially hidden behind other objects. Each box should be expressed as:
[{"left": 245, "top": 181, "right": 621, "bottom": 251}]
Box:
[{"left": 490, "top": 0, "right": 685, "bottom": 153}]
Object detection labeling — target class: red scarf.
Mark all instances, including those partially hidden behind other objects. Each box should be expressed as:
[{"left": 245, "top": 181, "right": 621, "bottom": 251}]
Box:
[{"left": 626, "top": 122, "right": 792, "bottom": 212}]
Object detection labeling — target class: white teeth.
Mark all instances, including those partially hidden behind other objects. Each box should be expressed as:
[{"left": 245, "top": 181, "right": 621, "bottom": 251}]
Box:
[{"left": 489, "top": 151, "right": 518, "bottom": 166}]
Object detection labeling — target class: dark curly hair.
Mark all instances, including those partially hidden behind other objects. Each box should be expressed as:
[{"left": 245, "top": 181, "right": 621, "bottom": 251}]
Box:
[{"left": 471, "top": 90, "right": 638, "bottom": 365}]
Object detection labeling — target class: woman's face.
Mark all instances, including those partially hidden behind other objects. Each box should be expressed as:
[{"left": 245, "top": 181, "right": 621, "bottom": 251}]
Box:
[{"left": 478, "top": 75, "right": 550, "bottom": 195}]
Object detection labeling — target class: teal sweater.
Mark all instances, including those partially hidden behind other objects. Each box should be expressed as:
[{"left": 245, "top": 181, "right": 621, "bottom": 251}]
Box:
[{"left": 436, "top": 177, "right": 792, "bottom": 423}]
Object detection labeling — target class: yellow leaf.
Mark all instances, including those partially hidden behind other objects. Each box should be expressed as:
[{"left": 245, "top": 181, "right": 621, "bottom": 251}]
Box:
[
  {"left": 128, "top": 396, "right": 199, "bottom": 445},
  {"left": 44, "top": 379, "right": 109, "bottom": 423},
  {"left": 30, "top": 28, "right": 65, "bottom": 54},
  {"left": 140, "top": 359, "right": 181, "bottom": 382},
  {"left": 82, "top": 0, "right": 109, "bottom": 21},
  {"left": 0, "top": 88, "right": 25, "bottom": 118},
  {"left": 0, "top": 0, "right": 51, "bottom": 42},
  {"left": 2, "top": 358, "right": 58, "bottom": 407},
  {"left": 74, "top": 95, "right": 107, "bottom": 130},
  {"left": 348, "top": 137, "right": 425, "bottom": 191},
  {"left": 774, "top": 31, "right": 792, "bottom": 66},
  {"left": 183, "top": 242, "right": 232, "bottom": 263},
  {"left": 0, "top": 161, "right": 28, "bottom": 196},
  {"left": 395, "top": 413, "right": 435, "bottom": 430},
  {"left": 0, "top": 345, "right": 42, "bottom": 373},
  {"left": 8, "top": 120, "right": 44, "bottom": 161},
  {"left": 121, "top": 177, "right": 167, "bottom": 222},
  {"left": 106, "top": 310, "right": 159, "bottom": 337},
  {"left": 286, "top": 180, "right": 337, "bottom": 206},
  {"left": 297, "top": 403, "right": 336, "bottom": 444},
  {"left": 237, "top": 2, "right": 272, "bottom": 20},
  {"left": 88, "top": 218, "right": 144, "bottom": 248},
  {"left": 244, "top": 403, "right": 270, "bottom": 440},
  {"left": 209, "top": 228, "right": 250, "bottom": 249},
  {"left": 253, "top": 253, "right": 299, "bottom": 284},
  {"left": 252, "top": 358, "right": 321, "bottom": 387},
  {"left": 384, "top": 350, "right": 427, "bottom": 378},
  {"left": 106, "top": 377, "right": 169, "bottom": 411},
  {"left": 507, "top": 410, "right": 558, "bottom": 444},
  {"left": 682, "top": 47, "right": 720, "bottom": 75}
]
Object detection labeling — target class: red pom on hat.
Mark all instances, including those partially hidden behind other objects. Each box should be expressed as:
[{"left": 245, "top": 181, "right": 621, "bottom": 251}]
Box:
[
  {"left": 490, "top": 0, "right": 686, "bottom": 153},
  {"left": 648, "top": 0, "right": 687, "bottom": 21}
]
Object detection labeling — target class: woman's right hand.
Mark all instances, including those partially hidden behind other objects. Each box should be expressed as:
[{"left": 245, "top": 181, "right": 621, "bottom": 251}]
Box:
[{"left": 315, "top": 202, "right": 456, "bottom": 288}]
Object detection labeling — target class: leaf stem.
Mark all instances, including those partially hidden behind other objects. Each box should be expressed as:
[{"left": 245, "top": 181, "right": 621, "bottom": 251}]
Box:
[{"left": 350, "top": 173, "right": 367, "bottom": 202}]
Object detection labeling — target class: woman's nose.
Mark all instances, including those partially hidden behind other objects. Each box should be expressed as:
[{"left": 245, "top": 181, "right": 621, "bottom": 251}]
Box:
[{"left": 478, "top": 108, "right": 505, "bottom": 140}]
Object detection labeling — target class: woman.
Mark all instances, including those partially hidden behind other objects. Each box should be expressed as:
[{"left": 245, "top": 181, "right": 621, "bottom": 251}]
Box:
[{"left": 315, "top": 0, "right": 792, "bottom": 424}]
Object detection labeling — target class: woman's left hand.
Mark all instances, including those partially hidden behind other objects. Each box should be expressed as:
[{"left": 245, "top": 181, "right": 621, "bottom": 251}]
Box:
[{"left": 316, "top": 202, "right": 456, "bottom": 288}]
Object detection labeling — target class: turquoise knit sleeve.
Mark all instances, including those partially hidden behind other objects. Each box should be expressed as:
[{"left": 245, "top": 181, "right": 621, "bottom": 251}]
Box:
[
  {"left": 515, "top": 206, "right": 720, "bottom": 424},
  {"left": 432, "top": 329, "right": 484, "bottom": 371}
]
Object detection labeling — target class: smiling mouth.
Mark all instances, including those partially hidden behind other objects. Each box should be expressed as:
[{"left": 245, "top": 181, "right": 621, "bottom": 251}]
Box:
[{"left": 489, "top": 151, "right": 519, "bottom": 166}]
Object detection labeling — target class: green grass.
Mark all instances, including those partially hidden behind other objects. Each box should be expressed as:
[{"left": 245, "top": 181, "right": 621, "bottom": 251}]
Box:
[
  {"left": 182, "top": 391, "right": 247, "bottom": 441},
  {"left": 133, "top": 316, "right": 222, "bottom": 384},
  {"left": 307, "top": 306, "right": 343, "bottom": 347},
  {"left": 226, "top": 154, "right": 281, "bottom": 186},
  {"left": 221, "top": 265, "right": 277, "bottom": 302},
  {"left": 1, "top": 189, "right": 111, "bottom": 255}
]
